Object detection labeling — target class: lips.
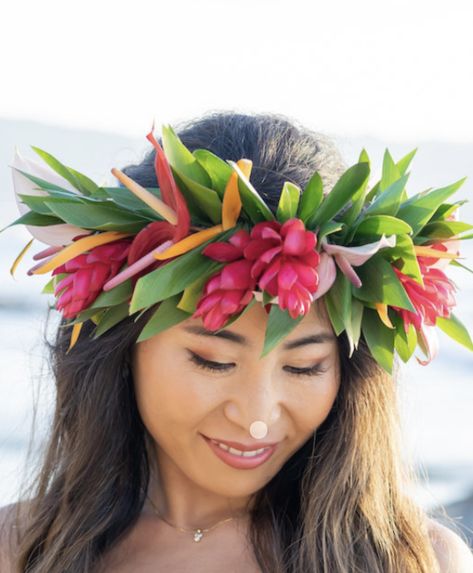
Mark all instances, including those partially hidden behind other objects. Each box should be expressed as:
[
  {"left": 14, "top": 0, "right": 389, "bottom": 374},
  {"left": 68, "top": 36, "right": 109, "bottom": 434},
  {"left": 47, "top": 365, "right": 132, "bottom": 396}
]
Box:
[{"left": 201, "top": 434, "right": 278, "bottom": 470}]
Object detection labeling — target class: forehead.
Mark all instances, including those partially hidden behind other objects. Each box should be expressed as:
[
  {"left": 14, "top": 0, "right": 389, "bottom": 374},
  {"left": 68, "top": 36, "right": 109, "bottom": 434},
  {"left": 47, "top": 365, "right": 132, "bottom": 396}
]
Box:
[{"left": 176, "top": 298, "right": 336, "bottom": 351}]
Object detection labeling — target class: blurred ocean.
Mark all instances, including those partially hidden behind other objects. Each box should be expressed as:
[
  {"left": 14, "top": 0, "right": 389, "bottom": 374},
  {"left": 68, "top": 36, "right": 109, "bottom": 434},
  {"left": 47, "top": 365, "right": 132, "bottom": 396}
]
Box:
[{"left": 0, "top": 119, "right": 472, "bottom": 520}]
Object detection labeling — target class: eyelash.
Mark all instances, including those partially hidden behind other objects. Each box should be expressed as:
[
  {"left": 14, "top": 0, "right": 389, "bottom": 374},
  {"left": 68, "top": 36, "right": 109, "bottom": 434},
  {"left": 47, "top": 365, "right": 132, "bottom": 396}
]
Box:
[{"left": 187, "top": 351, "right": 327, "bottom": 378}]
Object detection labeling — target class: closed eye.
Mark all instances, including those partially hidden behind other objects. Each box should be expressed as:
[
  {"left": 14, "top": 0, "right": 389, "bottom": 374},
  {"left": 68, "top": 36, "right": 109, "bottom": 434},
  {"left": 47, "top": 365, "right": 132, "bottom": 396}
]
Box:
[{"left": 187, "top": 350, "right": 327, "bottom": 378}]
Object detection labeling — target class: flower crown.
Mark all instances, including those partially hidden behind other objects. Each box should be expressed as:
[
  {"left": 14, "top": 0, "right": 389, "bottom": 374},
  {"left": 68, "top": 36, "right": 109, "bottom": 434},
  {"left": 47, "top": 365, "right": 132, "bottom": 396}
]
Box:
[{"left": 2, "top": 123, "right": 473, "bottom": 374}]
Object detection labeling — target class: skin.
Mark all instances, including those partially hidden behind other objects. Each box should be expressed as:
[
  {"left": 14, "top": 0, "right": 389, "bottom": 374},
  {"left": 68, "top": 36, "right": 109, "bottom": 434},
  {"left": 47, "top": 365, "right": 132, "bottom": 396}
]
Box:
[{"left": 123, "top": 298, "right": 341, "bottom": 569}]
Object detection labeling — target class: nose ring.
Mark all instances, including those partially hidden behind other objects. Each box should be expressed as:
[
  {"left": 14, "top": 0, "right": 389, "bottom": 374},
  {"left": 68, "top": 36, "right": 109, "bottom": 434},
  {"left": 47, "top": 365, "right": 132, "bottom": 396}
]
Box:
[{"left": 249, "top": 420, "right": 268, "bottom": 439}]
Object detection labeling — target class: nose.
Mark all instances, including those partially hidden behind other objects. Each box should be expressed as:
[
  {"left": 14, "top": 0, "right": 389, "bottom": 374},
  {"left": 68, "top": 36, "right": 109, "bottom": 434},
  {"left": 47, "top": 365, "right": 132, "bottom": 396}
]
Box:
[{"left": 223, "top": 376, "right": 282, "bottom": 437}]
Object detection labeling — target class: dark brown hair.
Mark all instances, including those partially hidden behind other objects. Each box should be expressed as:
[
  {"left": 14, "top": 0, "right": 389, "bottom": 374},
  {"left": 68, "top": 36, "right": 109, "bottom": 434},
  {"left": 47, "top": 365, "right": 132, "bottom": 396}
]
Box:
[{"left": 8, "top": 111, "right": 445, "bottom": 571}]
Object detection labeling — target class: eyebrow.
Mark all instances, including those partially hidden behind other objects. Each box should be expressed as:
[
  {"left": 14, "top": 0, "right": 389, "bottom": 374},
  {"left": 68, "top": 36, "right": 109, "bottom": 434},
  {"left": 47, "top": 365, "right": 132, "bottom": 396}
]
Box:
[{"left": 182, "top": 325, "right": 336, "bottom": 350}]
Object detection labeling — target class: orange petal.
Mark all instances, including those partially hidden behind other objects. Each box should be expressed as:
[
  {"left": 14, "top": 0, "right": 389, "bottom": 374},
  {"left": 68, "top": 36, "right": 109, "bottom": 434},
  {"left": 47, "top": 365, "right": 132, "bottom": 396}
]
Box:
[
  {"left": 10, "top": 238, "right": 35, "bottom": 278},
  {"left": 111, "top": 167, "right": 178, "bottom": 225},
  {"left": 30, "top": 231, "right": 133, "bottom": 275},
  {"left": 154, "top": 225, "right": 223, "bottom": 260},
  {"left": 66, "top": 321, "right": 83, "bottom": 353},
  {"left": 414, "top": 246, "right": 459, "bottom": 259},
  {"left": 222, "top": 171, "right": 242, "bottom": 230},
  {"left": 375, "top": 303, "right": 394, "bottom": 328}
]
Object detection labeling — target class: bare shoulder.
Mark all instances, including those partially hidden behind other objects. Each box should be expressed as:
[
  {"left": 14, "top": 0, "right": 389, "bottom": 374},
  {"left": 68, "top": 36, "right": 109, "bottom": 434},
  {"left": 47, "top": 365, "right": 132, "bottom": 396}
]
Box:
[
  {"left": 0, "top": 502, "right": 26, "bottom": 573},
  {"left": 428, "top": 518, "right": 473, "bottom": 573}
]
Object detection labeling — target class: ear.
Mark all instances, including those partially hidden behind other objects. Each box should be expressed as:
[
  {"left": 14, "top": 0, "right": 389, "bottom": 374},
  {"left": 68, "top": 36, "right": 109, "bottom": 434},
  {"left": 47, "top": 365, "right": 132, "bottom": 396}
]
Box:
[{"left": 428, "top": 518, "right": 473, "bottom": 572}]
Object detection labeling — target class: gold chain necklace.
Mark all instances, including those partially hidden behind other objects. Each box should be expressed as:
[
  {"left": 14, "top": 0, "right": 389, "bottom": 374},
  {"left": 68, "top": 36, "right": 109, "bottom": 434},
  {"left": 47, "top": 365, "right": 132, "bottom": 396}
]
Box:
[{"left": 146, "top": 493, "right": 242, "bottom": 542}]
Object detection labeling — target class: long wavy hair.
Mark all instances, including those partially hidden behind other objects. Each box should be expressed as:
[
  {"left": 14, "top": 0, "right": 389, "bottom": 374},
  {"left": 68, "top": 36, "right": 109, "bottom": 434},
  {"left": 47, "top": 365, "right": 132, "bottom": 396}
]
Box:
[{"left": 9, "top": 111, "right": 445, "bottom": 571}]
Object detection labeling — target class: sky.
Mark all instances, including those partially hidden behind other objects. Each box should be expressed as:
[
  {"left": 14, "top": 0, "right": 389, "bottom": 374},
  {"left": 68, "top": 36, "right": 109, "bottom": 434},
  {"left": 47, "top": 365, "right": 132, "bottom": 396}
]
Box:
[{"left": 1, "top": 0, "right": 472, "bottom": 142}]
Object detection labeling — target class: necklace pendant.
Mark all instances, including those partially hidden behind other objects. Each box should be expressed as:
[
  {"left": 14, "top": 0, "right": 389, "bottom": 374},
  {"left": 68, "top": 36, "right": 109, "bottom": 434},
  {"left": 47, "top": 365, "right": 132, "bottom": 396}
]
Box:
[{"left": 193, "top": 529, "right": 204, "bottom": 542}]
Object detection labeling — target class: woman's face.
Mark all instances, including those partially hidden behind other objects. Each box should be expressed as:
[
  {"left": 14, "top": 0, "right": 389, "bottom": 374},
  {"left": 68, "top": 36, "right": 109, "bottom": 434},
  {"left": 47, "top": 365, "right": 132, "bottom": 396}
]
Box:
[{"left": 132, "top": 299, "right": 341, "bottom": 499}]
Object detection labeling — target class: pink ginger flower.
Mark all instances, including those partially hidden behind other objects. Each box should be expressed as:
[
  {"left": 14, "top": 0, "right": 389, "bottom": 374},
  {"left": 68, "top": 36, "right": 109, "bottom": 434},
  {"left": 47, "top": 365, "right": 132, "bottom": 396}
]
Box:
[
  {"left": 243, "top": 218, "right": 320, "bottom": 319},
  {"left": 52, "top": 238, "right": 132, "bottom": 319},
  {"left": 192, "top": 229, "right": 256, "bottom": 330},
  {"left": 392, "top": 244, "right": 458, "bottom": 333}
]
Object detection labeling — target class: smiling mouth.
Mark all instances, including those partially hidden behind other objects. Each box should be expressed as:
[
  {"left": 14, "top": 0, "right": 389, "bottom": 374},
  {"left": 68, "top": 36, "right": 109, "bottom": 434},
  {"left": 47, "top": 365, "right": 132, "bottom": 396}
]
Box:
[{"left": 201, "top": 434, "right": 278, "bottom": 469}]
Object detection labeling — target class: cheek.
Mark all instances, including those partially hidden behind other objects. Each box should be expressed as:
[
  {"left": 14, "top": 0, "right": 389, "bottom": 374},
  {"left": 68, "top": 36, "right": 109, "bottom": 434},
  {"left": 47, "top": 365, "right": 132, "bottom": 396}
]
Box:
[{"left": 132, "top": 350, "right": 219, "bottom": 436}]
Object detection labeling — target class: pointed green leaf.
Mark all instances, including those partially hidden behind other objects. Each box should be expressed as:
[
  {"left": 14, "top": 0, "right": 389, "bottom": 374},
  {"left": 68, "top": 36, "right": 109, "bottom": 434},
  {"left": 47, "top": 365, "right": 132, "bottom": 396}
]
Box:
[
  {"left": 385, "top": 234, "right": 423, "bottom": 285},
  {"left": 420, "top": 220, "right": 473, "bottom": 240},
  {"left": 397, "top": 148, "right": 417, "bottom": 176},
  {"left": 193, "top": 149, "right": 234, "bottom": 199},
  {"left": 363, "top": 173, "right": 410, "bottom": 217},
  {"left": 161, "top": 124, "right": 211, "bottom": 187},
  {"left": 101, "top": 186, "right": 165, "bottom": 218},
  {"left": 353, "top": 215, "right": 412, "bottom": 237},
  {"left": 11, "top": 166, "right": 72, "bottom": 192},
  {"left": 169, "top": 165, "right": 222, "bottom": 224},
  {"left": 0, "top": 210, "right": 64, "bottom": 233},
  {"left": 324, "top": 272, "right": 350, "bottom": 336},
  {"left": 298, "top": 171, "right": 323, "bottom": 224},
  {"left": 89, "top": 279, "right": 132, "bottom": 309},
  {"left": 392, "top": 313, "right": 417, "bottom": 362},
  {"left": 310, "top": 162, "right": 370, "bottom": 227},
  {"left": 276, "top": 181, "right": 301, "bottom": 222},
  {"left": 436, "top": 313, "right": 473, "bottom": 351},
  {"left": 340, "top": 149, "right": 370, "bottom": 226},
  {"left": 31, "top": 146, "right": 94, "bottom": 196},
  {"left": 91, "top": 302, "right": 131, "bottom": 338},
  {"left": 361, "top": 307, "right": 395, "bottom": 374},
  {"left": 397, "top": 177, "right": 467, "bottom": 235},
  {"left": 136, "top": 295, "right": 191, "bottom": 343},
  {"left": 354, "top": 254, "right": 415, "bottom": 311},
  {"left": 260, "top": 305, "right": 304, "bottom": 358}
]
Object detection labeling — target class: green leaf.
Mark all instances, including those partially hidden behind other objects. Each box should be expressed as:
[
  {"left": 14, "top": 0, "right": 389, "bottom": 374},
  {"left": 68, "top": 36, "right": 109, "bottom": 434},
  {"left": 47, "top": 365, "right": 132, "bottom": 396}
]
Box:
[
  {"left": 436, "top": 313, "right": 473, "bottom": 351},
  {"left": 386, "top": 234, "right": 423, "bottom": 285},
  {"left": 169, "top": 166, "right": 222, "bottom": 224},
  {"left": 361, "top": 307, "right": 395, "bottom": 374},
  {"left": 11, "top": 167, "right": 73, "bottom": 192},
  {"left": 397, "top": 177, "right": 467, "bottom": 235},
  {"left": 421, "top": 220, "right": 473, "bottom": 239},
  {"left": 66, "top": 167, "right": 100, "bottom": 195},
  {"left": 392, "top": 313, "right": 417, "bottom": 362},
  {"left": 193, "top": 149, "right": 234, "bottom": 199},
  {"left": 340, "top": 149, "right": 370, "bottom": 226},
  {"left": 43, "top": 199, "right": 150, "bottom": 233},
  {"left": 89, "top": 279, "right": 133, "bottom": 309},
  {"left": 309, "top": 162, "right": 370, "bottom": 227},
  {"left": 276, "top": 181, "right": 301, "bottom": 222},
  {"left": 260, "top": 305, "right": 305, "bottom": 358},
  {"left": 229, "top": 160, "right": 275, "bottom": 223},
  {"left": 136, "top": 295, "right": 191, "bottom": 343},
  {"left": 450, "top": 259, "right": 473, "bottom": 274},
  {"left": 0, "top": 210, "right": 64, "bottom": 233},
  {"left": 161, "top": 124, "right": 212, "bottom": 187},
  {"left": 129, "top": 227, "right": 237, "bottom": 312},
  {"left": 324, "top": 272, "right": 351, "bottom": 338},
  {"left": 349, "top": 298, "right": 364, "bottom": 354},
  {"left": 91, "top": 302, "right": 130, "bottom": 338},
  {"left": 354, "top": 254, "right": 415, "bottom": 311},
  {"left": 396, "top": 148, "right": 417, "bottom": 176},
  {"left": 318, "top": 221, "right": 344, "bottom": 243},
  {"left": 298, "top": 171, "right": 323, "bottom": 224},
  {"left": 363, "top": 173, "right": 410, "bottom": 217},
  {"left": 353, "top": 215, "right": 412, "bottom": 237},
  {"left": 41, "top": 273, "right": 67, "bottom": 294},
  {"left": 31, "top": 146, "right": 95, "bottom": 196},
  {"left": 101, "top": 186, "right": 165, "bottom": 218}
]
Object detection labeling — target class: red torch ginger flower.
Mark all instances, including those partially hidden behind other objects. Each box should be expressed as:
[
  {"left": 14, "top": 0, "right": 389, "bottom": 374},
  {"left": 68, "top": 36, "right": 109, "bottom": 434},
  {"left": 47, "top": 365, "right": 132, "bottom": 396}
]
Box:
[
  {"left": 52, "top": 239, "right": 132, "bottom": 319},
  {"left": 244, "top": 218, "right": 320, "bottom": 319},
  {"left": 192, "top": 229, "right": 256, "bottom": 330}
]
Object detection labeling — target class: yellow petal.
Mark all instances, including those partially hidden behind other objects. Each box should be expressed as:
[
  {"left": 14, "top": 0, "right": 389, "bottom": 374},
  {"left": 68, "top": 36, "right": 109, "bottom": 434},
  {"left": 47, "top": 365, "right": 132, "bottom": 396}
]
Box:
[
  {"left": 414, "top": 246, "right": 459, "bottom": 259},
  {"left": 10, "top": 238, "right": 35, "bottom": 278},
  {"left": 222, "top": 171, "right": 242, "bottom": 230},
  {"left": 154, "top": 225, "right": 223, "bottom": 260},
  {"left": 236, "top": 158, "right": 252, "bottom": 179},
  {"left": 30, "top": 231, "right": 133, "bottom": 275},
  {"left": 67, "top": 321, "right": 83, "bottom": 353},
  {"left": 375, "top": 303, "right": 394, "bottom": 328},
  {"left": 111, "top": 167, "right": 177, "bottom": 225}
]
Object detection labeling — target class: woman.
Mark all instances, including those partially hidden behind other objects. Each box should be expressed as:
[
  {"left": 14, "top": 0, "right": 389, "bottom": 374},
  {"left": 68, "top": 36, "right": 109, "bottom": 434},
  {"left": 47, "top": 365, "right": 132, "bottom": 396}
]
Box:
[{"left": 1, "top": 111, "right": 472, "bottom": 572}]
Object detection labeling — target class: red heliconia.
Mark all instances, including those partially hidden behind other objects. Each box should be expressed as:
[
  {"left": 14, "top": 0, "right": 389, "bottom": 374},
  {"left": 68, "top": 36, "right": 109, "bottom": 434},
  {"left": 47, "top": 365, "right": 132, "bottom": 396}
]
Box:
[
  {"left": 52, "top": 239, "right": 132, "bottom": 319},
  {"left": 125, "top": 127, "right": 191, "bottom": 288},
  {"left": 244, "top": 218, "right": 320, "bottom": 319},
  {"left": 392, "top": 247, "right": 457, "bottom": 332},
  {"left": 192, "top": 229, "right": 257, "bottom": 330}
]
